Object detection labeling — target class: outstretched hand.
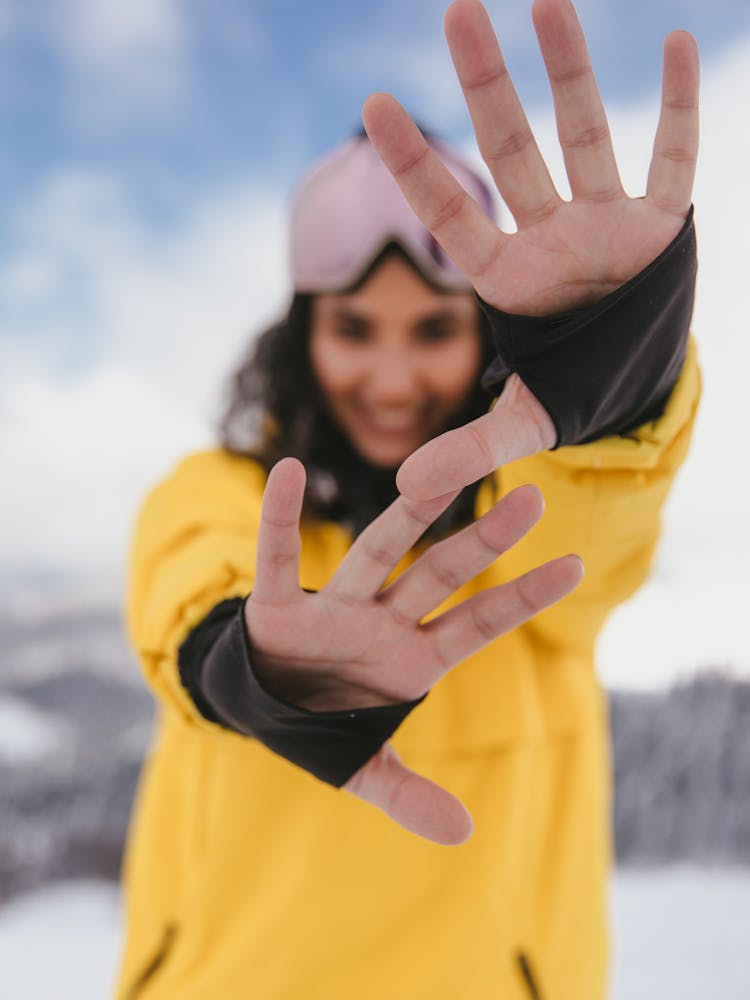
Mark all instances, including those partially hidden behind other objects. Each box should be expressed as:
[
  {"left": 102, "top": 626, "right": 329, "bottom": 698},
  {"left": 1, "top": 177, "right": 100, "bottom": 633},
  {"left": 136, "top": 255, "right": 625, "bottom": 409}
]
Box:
[
  {"left": 362, "top": 0, "right": 700, "bottom": 500},
  {"left": 245, "top": 458, "right": 583, "bottom": 844}
]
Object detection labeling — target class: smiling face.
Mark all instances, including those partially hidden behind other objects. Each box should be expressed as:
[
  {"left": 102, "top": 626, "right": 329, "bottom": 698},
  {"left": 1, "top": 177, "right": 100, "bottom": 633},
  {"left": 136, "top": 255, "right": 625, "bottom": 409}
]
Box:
[{"left": 309, "top": 254, "right": 482, "bottom": 469}]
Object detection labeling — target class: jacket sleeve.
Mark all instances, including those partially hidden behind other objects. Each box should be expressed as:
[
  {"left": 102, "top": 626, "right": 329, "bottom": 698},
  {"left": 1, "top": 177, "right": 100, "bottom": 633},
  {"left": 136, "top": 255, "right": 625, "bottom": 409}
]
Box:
[
  {"left": 495, "top": 336, "right": 701, "bottom": 654},
  {"left": 125, "top": 449, "right": 266, "bottom": 729}
]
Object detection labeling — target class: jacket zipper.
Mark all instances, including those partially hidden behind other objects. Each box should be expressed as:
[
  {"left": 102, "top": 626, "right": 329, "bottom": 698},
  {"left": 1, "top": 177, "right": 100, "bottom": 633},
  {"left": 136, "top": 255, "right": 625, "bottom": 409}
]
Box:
[
  {"left": 125, "top": 924, "right": 178, "bottom": 999},
  {"left": 516, "top": 951, "right": 544, "bottom": 1000}
]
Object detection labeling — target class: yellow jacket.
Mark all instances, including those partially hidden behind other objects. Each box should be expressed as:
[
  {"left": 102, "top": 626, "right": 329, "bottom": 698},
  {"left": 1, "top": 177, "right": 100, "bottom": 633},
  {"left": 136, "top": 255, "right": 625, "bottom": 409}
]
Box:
[{"left": 116, "top": 340, "right": 699, "bottom": 1000}]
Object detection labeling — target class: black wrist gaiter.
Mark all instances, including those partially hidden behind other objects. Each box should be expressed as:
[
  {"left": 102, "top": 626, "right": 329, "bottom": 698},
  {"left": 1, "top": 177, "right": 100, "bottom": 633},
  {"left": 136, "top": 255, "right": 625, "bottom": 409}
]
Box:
[{"left": 479, "top": 207, "right": 697, "bottom": 447}]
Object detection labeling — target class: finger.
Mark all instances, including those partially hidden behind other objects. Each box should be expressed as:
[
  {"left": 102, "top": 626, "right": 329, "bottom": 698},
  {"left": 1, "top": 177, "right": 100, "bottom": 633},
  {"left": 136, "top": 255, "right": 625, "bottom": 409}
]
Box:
[
  {"left": 329, "top": 489, "right": 460, "bottom": 602},
  {"left": 646, "top": 31, "right": 699, "bottom": 216},
  {"left": 444, "top": 0, "right": 561, "bottom": 227},
  {"left": 380, "top": 484, "right": 544, "bottom": 623},
  {"left": 532, "top": 0, "right": 623, "bottom": 201},
  {"left": 253, "top": 457, "right": 305, "bottom": 602},
  {"left": 345, "top": 743, "right": 473, "bottom": 846},
  {"left": 362, "top": 93, "right": 505, "bottom": 295},
  {"left": 424, "top": 553, "right": 584, "bottom": 671},
  {"left": 397, "top": 374, "right": 556, "bottom": 501}
]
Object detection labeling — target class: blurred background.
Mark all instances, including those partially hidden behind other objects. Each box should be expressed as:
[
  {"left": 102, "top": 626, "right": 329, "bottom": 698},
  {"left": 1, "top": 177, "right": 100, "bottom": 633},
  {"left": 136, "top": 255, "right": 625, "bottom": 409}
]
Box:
[{"left": 0, "top": 0, "right": 749, "bottom": 997}]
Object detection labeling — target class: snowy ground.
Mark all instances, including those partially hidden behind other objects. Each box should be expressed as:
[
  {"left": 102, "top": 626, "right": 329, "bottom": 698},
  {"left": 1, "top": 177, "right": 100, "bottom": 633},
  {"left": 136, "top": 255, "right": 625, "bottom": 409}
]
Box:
[
  {"left": 0, "top": 868, "right": 748, "bottom": 999},
  {"left": 609, "top": 867, "right": 750, "bottom": 1000}
]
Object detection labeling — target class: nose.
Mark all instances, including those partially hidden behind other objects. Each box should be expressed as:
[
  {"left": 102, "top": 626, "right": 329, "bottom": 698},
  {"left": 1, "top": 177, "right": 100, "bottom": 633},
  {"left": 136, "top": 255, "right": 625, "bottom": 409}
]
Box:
[{"left": 366, "top": 346, "right": 421, "bottom": 404}]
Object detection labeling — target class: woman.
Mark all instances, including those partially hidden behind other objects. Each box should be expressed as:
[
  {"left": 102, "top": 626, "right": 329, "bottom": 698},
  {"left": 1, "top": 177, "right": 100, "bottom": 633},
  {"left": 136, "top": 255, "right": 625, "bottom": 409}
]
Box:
[{"left": 116, "top": 1, "right": 701, "bottom": 997}]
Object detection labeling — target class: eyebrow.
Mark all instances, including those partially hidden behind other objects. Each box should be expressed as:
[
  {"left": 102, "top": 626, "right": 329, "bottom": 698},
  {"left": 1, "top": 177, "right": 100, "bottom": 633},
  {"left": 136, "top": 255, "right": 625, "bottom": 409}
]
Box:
[{"left": 328, "top": 306, "right": 370, "bottom": 323}]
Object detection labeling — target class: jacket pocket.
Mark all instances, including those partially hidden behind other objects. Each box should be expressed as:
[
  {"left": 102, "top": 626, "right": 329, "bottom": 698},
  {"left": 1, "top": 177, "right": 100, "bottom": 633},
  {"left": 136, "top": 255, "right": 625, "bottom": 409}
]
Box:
[
  {"left": 516, "top": 951, "right": 543, "bottom": 1000},
  {"left": 125, "top": 924, "right": 178, "bottom": 999}
]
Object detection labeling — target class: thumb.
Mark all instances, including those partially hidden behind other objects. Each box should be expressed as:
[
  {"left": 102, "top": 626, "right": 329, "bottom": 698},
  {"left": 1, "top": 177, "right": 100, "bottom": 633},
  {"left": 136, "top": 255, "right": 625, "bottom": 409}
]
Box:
[
  {"left": 396, "top": 375, "right": 556, "bottom": 501},
  {"left": 344, "top": 743, "right": 473, "bottom": 846}
]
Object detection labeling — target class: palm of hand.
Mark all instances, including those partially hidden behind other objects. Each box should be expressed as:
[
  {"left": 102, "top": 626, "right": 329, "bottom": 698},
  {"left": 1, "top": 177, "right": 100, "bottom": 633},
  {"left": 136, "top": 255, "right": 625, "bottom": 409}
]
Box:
[
  {"left": 484, "top": 198, "right": 684, "bottom": 316},
  {"left": 247, "top": 592, "right": 438, "bottom": 712},
  {"left": 245, "top": 458, "right": 582, "bottom": 843},
  {"left": 247, "top": 462, "right": 575, "bottom": 711}
]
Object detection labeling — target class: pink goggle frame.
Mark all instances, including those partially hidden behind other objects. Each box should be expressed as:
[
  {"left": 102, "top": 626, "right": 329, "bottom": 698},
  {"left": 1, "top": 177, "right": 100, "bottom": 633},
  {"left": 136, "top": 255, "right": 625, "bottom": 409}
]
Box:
[{"left": 289, "top": 133, "right": 497, "bottom": 293}]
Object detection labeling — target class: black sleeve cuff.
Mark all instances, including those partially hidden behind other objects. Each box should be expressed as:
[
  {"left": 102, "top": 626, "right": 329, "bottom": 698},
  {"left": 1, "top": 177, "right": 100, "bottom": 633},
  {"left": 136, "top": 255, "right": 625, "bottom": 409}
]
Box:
[
  {"left": 178, "top": 598, "right": 425, "bottom": 787},
  {"left": 479, "top": 207, "right": 697, "bottom": 447}
]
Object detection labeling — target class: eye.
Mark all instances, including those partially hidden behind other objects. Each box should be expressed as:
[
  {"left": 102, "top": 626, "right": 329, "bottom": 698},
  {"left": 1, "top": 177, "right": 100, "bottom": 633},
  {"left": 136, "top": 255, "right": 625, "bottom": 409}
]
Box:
[
  {"left": 415, "top": 318, "right": 459, "bottom": 344},
  {"left": 332, "top": 318, "right": 370, "bottom": 343}
]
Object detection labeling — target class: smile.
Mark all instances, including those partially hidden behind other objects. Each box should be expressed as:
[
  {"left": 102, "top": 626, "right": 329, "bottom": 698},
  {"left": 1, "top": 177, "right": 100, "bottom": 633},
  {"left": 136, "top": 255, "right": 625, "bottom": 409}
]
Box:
[{"left": 357, "top": 407, "right": 426, "bottom": 434}]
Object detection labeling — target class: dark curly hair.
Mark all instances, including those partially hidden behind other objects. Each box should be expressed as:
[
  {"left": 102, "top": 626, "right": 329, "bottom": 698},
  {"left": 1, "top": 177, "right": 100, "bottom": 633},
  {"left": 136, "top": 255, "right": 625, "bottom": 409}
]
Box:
[{"left": 219, "top": 244, "right": 497, "bottom": 538}]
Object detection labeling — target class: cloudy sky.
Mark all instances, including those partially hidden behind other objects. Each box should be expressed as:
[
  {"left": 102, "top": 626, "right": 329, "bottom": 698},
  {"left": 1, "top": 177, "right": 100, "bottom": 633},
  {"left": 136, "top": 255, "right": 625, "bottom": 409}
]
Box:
[{"left": 1, "top": 0, "right": 748, "bottom": 688}]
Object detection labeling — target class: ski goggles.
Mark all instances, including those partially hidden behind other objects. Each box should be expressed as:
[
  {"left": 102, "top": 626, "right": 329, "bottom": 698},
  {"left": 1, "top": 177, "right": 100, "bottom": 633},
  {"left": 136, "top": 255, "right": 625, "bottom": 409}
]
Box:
[{"left": 289, "top": 133, "right": 497, "bottom": 293}]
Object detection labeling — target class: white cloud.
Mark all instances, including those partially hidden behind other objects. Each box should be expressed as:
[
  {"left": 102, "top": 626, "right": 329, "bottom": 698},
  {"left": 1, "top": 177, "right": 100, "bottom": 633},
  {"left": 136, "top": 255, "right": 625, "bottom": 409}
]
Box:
[
  {"left": 0, "top": 253, "right": 62, "bottom": 304},
  {"left": 0, "top": 364, "right": 209, "bottom": 579},
  {"left": 1, "top": 169, "right": 288, "bottom": 579},
  {"left": 41, "top": 0, "right": 190, "bottom": 127},
  {"left": 0, "top": 0, "right": 263, "bottom": 128},
  {"left": 62, "top": 0, "right": 184, "bottom": 65},
  {"left": 7, "top": 167, "right": 289, "bottom": 407}
]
